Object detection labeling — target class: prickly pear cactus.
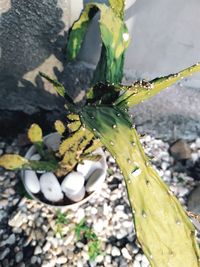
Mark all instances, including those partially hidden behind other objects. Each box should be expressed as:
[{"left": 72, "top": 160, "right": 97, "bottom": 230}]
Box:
[
  {"left": 81, "top": 105, "right": 200, "bottom": 267},
  {"left": 115, "top": 63, "right": 200, "bottom": 108},
  {"left": 66, "top": 2, "right": 129, "bottom": 84}
]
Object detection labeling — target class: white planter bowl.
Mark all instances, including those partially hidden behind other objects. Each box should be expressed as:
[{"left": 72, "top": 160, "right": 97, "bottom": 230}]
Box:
[{"left": 21, "top": 133, "right": 107, "bottom": 209}]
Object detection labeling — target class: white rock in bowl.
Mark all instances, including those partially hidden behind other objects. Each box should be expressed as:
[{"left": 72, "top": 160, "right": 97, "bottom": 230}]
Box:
[
  {"left": 24, "top": 170, "right": 40, "bottom": 194},
  {"left": 66, "top": 187, "right": 86, "bottom": 202},
  {"left": 30, "top": 154, "right": 41, "bottom": 161},
  {"left": 61, "top": 172, "right": 84, "bottom": 195},
  {"left": 77, "top": 160, "right": 102, "bottom": 180},
  {"left": 40, "top": 172, "right": 63, "bottom": 202},
  {"left": 86, "top": 168, "right": 106, "bottom": 193},
  {"left": 44, "top": 133, "right": 61, "bottom": 152}
]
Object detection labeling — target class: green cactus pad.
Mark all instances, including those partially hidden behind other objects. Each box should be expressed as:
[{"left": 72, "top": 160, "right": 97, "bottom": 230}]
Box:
[
  {"left": 66, "top": 3, "right": 129, "bottom": 84},
  {"left": 81, "top": 105, "right": 200, "bottom": 267},
  {"left": 109, "top": 0, "right": 124, "bottom": 18},
  {"left": 115, "top": 62, "right": 200, "bottom": 108}
]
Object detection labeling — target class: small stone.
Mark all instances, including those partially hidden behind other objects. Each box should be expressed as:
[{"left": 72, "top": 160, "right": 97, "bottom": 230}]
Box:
[
  {"left": 141, "top": 255, "right": 149, "bottom": 265},
  {"left": 43, "top": 241, "right": 51, "bottom": 252},
  {"left": 34, "top": 245, "right": 42, "bottom": 255},
  {"left": 77, "top": 260, "right": 83, "bottom": 267},
  {"left": 56, "top": 256, "right": 67, "bottom": 264},
  {"left": 31, "top": 256, "right": 38, "bottom": 264},
  {"left": 40, "top": 172, "right": 63, "bottom": 202},
  {"left": 135, "top": 253, "right": 143, "bottom": 262},
  {"left": 95, "top": 254, "right": 104, "bottom": 263},
  {"left": 5, "top": 234, "right": 16, "bottom": 245},
  {"left": 123, "top": 220, "right": 133, "bottom": 228},
  {"left": 75, "top": 208, "right": 85, "bottom": 222},
  {"left": 105, "top": 255, "right": 112, "bottom": 264},
  {"left": 63, "top": 232, "right": 75, "bottom": 246},
  {"left": 86, "top": 168, "right": 106, "bottom": 193},
  {"left": 0, "top": 199, "right": 8, "bottom": 208},
  {"left": 0, "top": 247, "right": 10, "bottom": 260},
  {"left": 77, "top": 160, "right": 102, "bottom": 180},
  {"left": 111, "top": 246, "right": 121, "bottom": 257},
  {"left": 24, "top": 170, "right": 40, "bottom": 194},
  {"left": 121, "top": 247, "right": 132, "bottom": 260},
  {"left": 177, "top": 186, "right": 189, "bottom": 197},
  {"left": 169, "top": 140, "right": 191, "bottom": 160},
  {"left": 82, "top": 251, "right": 89, "bottom": 261},
  {"left": 9, "top": 211, "right": 27, "bottom": 228},
  {"left": 93, "top": 219, "right": 104, "bottom": 233},
  {"left": 133, "top": 260, "right": 141, "bottom": 267},
  {"left": 15, "top": 251, "right": 23, "bottom": 263}
]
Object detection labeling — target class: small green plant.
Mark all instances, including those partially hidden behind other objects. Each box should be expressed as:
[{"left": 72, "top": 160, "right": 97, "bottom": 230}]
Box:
[
  {"left": 55, "top": 209, "right": 68, "bottom": 237},
  {"left": 74, "top": 218, "right": 102, "bottom": 261}
]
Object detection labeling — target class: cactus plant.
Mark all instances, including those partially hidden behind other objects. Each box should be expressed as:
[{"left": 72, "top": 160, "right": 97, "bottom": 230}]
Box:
[
  {"left": 0, "top": 0, "right": 200, "bottom": 266},
  {"left": 81, "top": 105, "right": 200, "bottom": 267}
]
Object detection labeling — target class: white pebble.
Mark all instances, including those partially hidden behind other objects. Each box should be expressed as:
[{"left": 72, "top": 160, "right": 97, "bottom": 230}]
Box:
[
  {"left": 111, "top": 246, "right": 121, "bottom": 257},
  {"left": 93, "top": 219, "right": 104, "bottom": 233},
  {"left": 24, "top": 170, "right": 40, "bottom": 194},
  {"left": 95, "top": 254, "right": 104, "bottom": 263},
  {"left": 86, "top": 168, "right": 106, "bottom": 192},
  {"left": 121, "top": 247, "right": 132, "bottom": 260},
  {"left": 15, "top": 251, "right": 23, "bottom": 263},
  {"left": 135, "top": 253, "right": 143, "bottom": 261},
  {"left": 177, "top": 186, "right": 189, "bottom": 197},
  {"left": 77, "top": 160, "right": 102, "bottom": 180},
  {"left": 43, "top": 241, "right": 51, "bottom": 252},
  {"left": 61, "top": 172, "right": 84, "bottom": 194},
  {"left": 40, "top": 173, "right": 63, "bottom": 202},
  {"left": 34, "top": 246, "right": 42, "bottom": 255},
  {"left": 141, "top": 254, "right": 149, "bottom": 265},
  {"left": 56, "top": 256, "right": 67, "bottom": 264},
  {"left": 133, "top": 260, "right": 141, "bottom": 267}
]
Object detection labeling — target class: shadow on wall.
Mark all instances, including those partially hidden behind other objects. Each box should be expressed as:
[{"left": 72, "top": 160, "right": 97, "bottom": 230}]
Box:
[{"left": 0, "top": 0, "right": 71, "bottom": 137}]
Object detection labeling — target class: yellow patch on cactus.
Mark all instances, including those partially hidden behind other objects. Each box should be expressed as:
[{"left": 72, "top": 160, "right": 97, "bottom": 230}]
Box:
[
  {"left": 67, "top": 113, "right": 80, "bottom": 121},
  {"left": 54, "top": 120, "right": 65, "bottom": 135},
  {"left": 28, "top": 124, "right": 43, "bottom": 143},
  {"left": 67, "top": 121, "right": 81, "bottom": 132},
  {"left": 0, "top": 154, "right": 28, "bottom": 170}
]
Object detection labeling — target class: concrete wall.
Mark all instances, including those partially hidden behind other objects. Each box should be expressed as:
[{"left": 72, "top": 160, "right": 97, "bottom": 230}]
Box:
[{"left": 0, "top": 0, "right": 200, "bottom": 139}]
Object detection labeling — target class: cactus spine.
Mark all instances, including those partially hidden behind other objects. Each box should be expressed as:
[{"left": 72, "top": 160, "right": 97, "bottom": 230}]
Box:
[{"left": 81, "top": 106, "right": 200, "bottom": 267}]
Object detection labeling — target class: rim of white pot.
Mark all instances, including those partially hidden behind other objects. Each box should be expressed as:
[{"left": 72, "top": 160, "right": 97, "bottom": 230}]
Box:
[{"left": 21, "top": 132, "right": 107, "bottom": 210}]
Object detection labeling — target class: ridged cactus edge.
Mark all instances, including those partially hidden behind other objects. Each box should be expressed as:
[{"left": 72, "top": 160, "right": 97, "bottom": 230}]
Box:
[{"left": 81, "top": 105, "right": 200, "bottom": 267}]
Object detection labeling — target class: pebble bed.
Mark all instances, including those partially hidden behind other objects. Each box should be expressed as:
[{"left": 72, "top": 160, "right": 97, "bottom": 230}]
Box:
[{"left": 0, "top": 135, "right": 200, "bottom": 267}]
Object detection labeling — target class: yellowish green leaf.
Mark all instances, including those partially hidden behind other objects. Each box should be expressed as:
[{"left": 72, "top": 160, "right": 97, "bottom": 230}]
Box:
[
  {"left": 54, "top": 120, "right": 65, "bottom": 135},
  {"left": 28, "top": 124, "right": 43, "bottom": 143},
  {"left": 0, "top": 154, "right": 28, "bottom": 170}
]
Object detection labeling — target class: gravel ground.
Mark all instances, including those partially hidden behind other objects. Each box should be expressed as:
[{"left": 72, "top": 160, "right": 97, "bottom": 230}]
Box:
[{"left": 0, "top": 135, "right": 200, "bottom": 267}]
